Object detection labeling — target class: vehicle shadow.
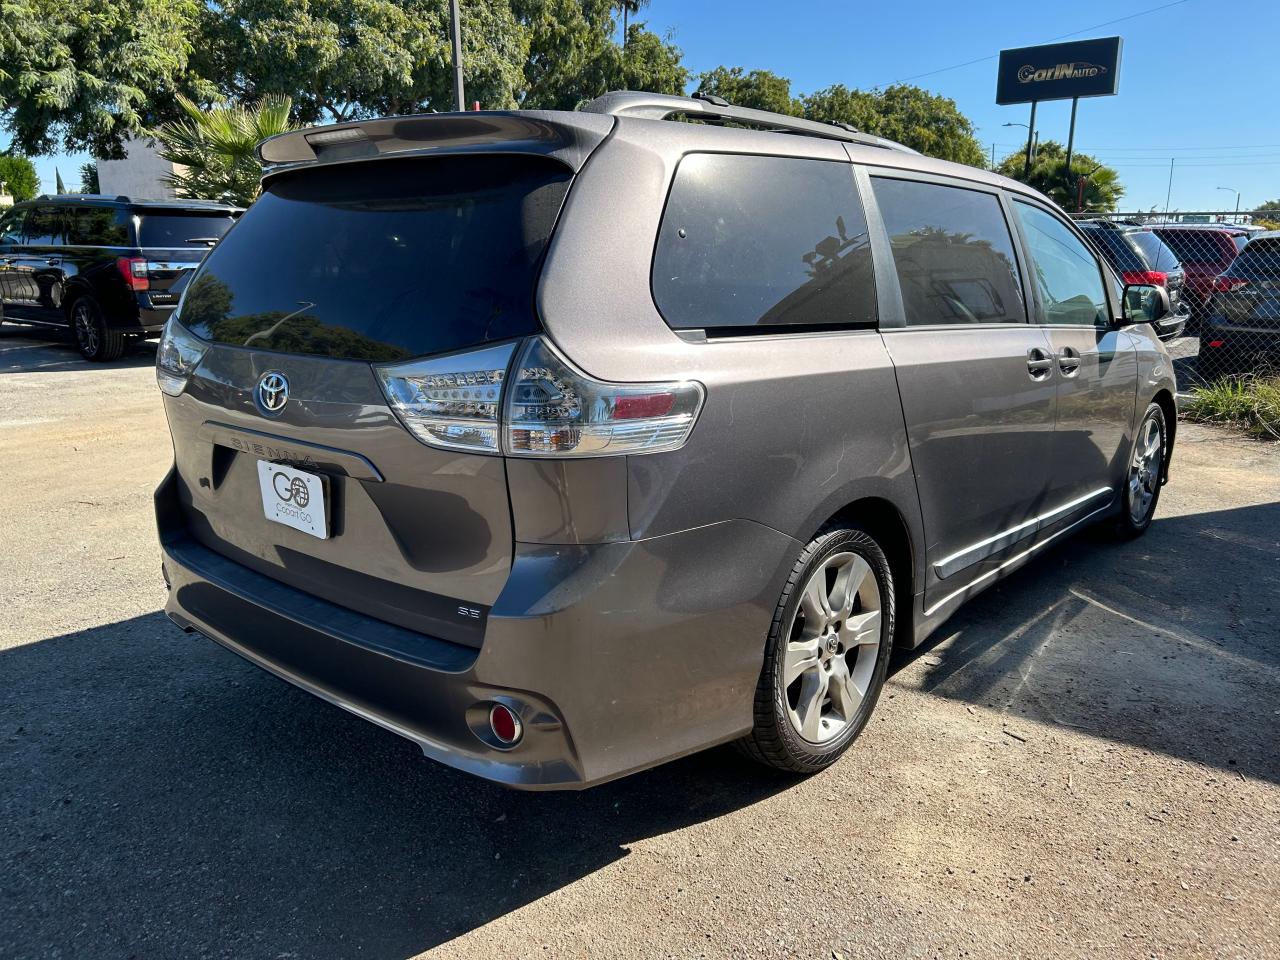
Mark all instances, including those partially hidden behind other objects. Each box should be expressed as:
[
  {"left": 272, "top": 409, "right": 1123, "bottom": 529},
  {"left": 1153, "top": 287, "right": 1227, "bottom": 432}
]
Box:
[
  {"left": 0, "top": 328, "right": 156, "bottom": 374},
  {"left": 892, "top": 501, "right": 1280, "bottom": 787},
  {"left": 0, "top": 612, "right": 792, "bottom": 959},
  {"left": 4, "top": 504, "right": 1276, "bottom": 958}
]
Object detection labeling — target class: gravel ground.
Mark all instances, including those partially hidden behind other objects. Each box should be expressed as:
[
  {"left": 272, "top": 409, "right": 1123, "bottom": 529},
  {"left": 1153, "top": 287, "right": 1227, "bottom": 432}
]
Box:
[{"left": 1, "top": 331, "right": 1277, "bottom": 960}]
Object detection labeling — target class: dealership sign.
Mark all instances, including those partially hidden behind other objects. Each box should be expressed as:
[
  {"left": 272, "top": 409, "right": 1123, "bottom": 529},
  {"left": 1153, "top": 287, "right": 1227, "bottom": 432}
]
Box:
[{"left": 996, "top": 37, "right": 1122, "bottom": 105}]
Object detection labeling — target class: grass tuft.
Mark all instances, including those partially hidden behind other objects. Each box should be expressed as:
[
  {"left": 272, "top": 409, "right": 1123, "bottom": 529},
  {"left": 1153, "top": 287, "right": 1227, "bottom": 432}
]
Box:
[{"left": 1183, "top": 375, "right": 1280, "bottom": 440}]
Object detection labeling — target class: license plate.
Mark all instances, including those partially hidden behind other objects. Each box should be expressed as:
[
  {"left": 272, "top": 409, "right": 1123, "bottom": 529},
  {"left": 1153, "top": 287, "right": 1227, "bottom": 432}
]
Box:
[{"left": 256, "top": 460, "right": 328, "bottom": 539}]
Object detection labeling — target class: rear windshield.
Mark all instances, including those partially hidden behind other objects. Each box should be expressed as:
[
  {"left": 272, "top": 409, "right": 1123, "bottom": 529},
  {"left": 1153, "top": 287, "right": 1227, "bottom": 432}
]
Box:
[
  {"left": 1129, "top": 231, "right": 1179, "bottom": 272},
  {"left": 137, "top": 212, "right": 237, "bottom": 248},
  {"left": 178, "top": 155, "right": 570, "bottom": 362},
  {"left": 1080, "top": 226, "right": 1145, "bottom": 272},
  {"left": 1229, "top": 240, "right": 1280, "bottom": 278},
  {"left": 1154, "top": 229, "right": 1234, "bottom": 265}
]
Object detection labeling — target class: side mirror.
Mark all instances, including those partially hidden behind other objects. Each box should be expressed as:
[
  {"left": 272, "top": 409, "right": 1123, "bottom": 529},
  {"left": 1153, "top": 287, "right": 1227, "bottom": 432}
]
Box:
[{"left": 1119, "top": 283, "right": 1170, "bottom": 326}]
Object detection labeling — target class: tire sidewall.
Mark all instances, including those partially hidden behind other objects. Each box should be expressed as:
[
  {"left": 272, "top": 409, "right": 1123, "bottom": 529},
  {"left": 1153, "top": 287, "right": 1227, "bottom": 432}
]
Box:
[
  {"left": 768, "top": 527, "right": 895, "bottom": 766},
  {"left": 71, "top": 296, "right": 103, "bottom": 360},
  {"left": 1121, "top": 402, "right": 1166, "bottom": 535}
]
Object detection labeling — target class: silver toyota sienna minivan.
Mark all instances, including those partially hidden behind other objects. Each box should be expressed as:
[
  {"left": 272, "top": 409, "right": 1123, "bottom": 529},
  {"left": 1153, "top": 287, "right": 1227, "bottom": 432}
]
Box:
[{"left": 154, "top": 91, "right": 1177, "bottom": 789}]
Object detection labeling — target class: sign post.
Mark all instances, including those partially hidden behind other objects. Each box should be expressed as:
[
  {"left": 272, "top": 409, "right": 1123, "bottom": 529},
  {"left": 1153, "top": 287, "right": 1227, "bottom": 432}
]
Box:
[{"left": 997, "top": 37, "right": 1122, "bottom": 202}]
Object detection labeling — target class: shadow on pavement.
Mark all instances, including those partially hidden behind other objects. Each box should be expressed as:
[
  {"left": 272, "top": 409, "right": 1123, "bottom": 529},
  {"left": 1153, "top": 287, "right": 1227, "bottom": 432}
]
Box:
[
  {"left": 0, "top": 328, "right": 156, "bottom": 374},
  {"left": 894, "top": 501, "right": 1280, "bottom": 787},
  {"left": 3, "top": 504, "right": 1277, "bottom": 956},
  {"left": 0, "top": 611, "right": 790, "bottom": 958}
]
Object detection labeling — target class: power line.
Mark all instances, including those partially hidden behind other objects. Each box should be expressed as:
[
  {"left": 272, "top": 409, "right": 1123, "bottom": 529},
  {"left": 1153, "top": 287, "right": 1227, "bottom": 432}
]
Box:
[{"left": 878, "top": 0, "right": 1194, "bottom": 87}]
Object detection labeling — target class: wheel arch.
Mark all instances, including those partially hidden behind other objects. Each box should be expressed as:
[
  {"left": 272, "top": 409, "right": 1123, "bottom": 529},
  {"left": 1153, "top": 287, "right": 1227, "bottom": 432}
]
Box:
[
  {"left": 818, "top": 496, "right": 917, "bottom": 649},
  {"left": 61, "top": 279, "right": 97, "bottom": 320},
  {"left": 1151, "top": 388, "right": 1177, "bottom": 483}
]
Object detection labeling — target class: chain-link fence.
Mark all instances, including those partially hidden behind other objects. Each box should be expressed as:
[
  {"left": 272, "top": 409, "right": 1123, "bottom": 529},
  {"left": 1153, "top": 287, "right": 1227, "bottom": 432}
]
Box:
[{"left": 1069, "top": 212, "right": 1280, "bottom": 390}]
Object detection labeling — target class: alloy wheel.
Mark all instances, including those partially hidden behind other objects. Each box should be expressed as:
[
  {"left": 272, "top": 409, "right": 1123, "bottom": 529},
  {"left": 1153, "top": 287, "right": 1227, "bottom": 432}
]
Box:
[
  {"left": 1128, "top": 414, "right": 1163, "bottom": 524},
  {"left": 782, "top": 551, "right": 883, "bottom": 744},
  {"left": 74, "top": 303, "right": 98, "bottom": 357}
]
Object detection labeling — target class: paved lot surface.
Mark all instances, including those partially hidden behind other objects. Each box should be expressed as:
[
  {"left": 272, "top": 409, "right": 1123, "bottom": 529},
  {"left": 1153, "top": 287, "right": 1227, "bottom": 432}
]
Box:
[{"left": 2, "top": 330, "right": 1278, "bottom": 960}]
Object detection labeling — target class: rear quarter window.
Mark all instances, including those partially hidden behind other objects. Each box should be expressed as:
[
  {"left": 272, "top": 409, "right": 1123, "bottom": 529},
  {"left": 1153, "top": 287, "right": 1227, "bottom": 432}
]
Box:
[
  {"left": 1081, "top": 227, "right": 1145, "bottom": 273},
  {"left": 136, "top": 212, "right": 237, "bottom": 248},
  {"left": 178, "top": 154, "right": 571, "bottom": 362},
  {"left": 652, "top": 153, "right": 876, "bottom": 331},
  {"left": 67, "top": 206, "right": 130, "bottom": 246}
]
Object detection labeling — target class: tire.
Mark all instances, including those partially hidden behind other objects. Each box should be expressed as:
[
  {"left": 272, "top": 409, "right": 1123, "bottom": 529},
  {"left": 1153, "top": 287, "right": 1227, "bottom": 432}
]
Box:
[
  {"left": 737, "top": 525, "right": 895, "bottom": 774},
  {"left": 70, "top": 295, "right": 125, "bottom": 362},
  {"left": 1111, "top": 402, "right": 1167, "bottom": 540}
]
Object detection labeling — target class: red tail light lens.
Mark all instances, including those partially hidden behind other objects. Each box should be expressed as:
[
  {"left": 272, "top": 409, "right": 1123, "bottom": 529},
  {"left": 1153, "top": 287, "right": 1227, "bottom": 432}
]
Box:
[
  {"left": 1213, "top": 276, "right": 1249, "bottom": 293},
  {"left": 115, "top": 257, "right": 149, "bottom": 292},
  {"left": 1121, "top": 270, "right": 1167, "bottom": 287}
]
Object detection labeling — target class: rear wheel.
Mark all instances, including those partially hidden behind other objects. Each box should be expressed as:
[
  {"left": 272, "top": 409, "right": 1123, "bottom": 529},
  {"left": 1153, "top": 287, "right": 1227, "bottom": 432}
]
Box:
[
  {"left": 70, "top": 295, "right": 124, "bottom": 362},
  {"left": 1111, "top": 402, "right": 1166, "bottom": 540},
  {"left": 738, "top": 525, "right": 895, "bottom": 774}
]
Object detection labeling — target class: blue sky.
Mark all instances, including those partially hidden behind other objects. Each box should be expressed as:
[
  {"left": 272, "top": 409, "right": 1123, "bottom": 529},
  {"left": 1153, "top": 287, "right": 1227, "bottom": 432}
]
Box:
[{"left": 13, "top": 0, "right": 1279, "bottom": 211}]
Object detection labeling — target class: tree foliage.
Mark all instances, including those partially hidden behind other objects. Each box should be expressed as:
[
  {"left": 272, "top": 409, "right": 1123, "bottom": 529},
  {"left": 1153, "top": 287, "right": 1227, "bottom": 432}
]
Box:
[
  {"left": 695, "top": 67, "right": 802, "bottom": 116},
  {"left": 149, "top": 94, "right": 298, "bottom": 205},
  {"left": 79, "top": 161, "right": 99, "bottom": 193},
  {"left": 0, "top": 154, "right": 39, "bottom": 201},
  {"left": 0, "top": 0, "right": 208, "bottom": 157},
  {"left": 996, "top": 140, "right": 1125, "bottom": 212},
  {"left": 805, "top": 84, "right": 986, "bottom": 167}
]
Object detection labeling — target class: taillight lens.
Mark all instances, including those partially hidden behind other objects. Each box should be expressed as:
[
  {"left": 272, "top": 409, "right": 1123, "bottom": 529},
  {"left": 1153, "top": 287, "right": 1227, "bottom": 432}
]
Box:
[
  {"left": 1213, "top": 275, "right": 1249, "bottom": 293},
  {"left": 375, "top": 342, "right": 516, "bottom": 453},
  {"left": 155, "top": 319, "right": 209, "bottom": 396},
  {"left": 116, "top": 256, "right": 149, "bottom": 292},
  {"left": 503, "top": 337, "right": 704, "bottom": 458},
  {"left": 1121, "top": 270, "right": 1167, "bottom": 286},
  {"left": 375, "top": 337, "right": 704, "bottom": 458}
]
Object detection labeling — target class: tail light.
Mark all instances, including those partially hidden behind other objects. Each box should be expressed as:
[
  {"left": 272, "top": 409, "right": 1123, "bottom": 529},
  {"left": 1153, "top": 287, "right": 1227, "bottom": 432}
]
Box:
[
  {"left": 155, "top": 318, "right": 209, "bottom": 396},
  {"left": 116, "top": 256, "right": 149, "bottom": 292},
  {"left": 1121, "top": 270, "right": 1167, "bottom": 287},
  {"left": 1213, "top": 276, "right": 1249, "bottom": 293},
  {"left": 376, "top": 336, "right": 704, "bottom": 458}
]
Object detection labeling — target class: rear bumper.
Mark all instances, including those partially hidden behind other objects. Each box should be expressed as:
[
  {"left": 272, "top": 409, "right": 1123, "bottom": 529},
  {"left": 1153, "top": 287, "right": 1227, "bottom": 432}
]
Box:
[{"left": 156, "top": 469, "right": 797, "bottom": 789}]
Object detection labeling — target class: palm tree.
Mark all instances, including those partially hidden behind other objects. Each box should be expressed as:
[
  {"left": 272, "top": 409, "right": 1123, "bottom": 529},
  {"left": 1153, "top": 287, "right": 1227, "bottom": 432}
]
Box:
[{"left": 150, "top": 95, "right": 297, "bottom": 207}]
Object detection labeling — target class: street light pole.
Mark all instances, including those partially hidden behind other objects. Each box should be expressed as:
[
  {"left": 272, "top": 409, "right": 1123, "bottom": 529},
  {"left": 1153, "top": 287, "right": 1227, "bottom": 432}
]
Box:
[
  {"left": 449, "top": 0, "right": 465, "bottom": 112},
  {"left": 1217, "top": 186, "right": 1241, "bottom": 222},
  {"left": 1024, "top": 101, "right": 1037, "bottom": 179}
]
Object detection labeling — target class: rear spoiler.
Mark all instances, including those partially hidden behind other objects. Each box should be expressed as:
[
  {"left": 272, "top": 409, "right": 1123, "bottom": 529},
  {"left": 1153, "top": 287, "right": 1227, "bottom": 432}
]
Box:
[{"left": 256, "top": 111, "right": 615, "bottom": 181}]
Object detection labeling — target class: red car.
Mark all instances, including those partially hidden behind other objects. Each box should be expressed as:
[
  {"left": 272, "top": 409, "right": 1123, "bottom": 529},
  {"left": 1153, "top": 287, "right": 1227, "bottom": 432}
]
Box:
[{"left": 1151, "top": 225, "right": 1252, "bottom": 328}]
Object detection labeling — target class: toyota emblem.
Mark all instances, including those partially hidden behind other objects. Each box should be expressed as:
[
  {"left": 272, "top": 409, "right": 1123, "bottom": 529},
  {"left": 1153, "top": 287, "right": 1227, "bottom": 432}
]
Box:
[{"left": 257, "top": 371, "right": 290, "bottom": 415}]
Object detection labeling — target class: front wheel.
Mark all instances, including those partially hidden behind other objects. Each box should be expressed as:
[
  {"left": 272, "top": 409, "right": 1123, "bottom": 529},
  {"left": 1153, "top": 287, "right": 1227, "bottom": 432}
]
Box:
[
  {"left": 70, "top": 295, "right": 125, "bottom": 362},
  {"left": 738, "top": 525, "right": 895, "bottom": 774},
  {"left": 1112, "top": 402, "right": 1167, "bottom": 539}
]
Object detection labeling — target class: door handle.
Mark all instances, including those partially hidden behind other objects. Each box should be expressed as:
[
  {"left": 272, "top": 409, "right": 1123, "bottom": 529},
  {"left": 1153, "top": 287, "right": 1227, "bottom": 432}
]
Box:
[
  {"left": 45, "top": 258, "right": 60, "bottom": 266},
  {"left": 1057, "top": 347, "right": 1081, "bottom": 377},
  {"left": 1026, "top": 347, "right": 1054, "bottom": 381}
]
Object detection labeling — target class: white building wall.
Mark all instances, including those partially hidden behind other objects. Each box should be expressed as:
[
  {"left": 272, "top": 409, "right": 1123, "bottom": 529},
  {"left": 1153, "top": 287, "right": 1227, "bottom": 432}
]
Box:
[{"left": 96, "top": 138, "right": 184, "bottom": 200}]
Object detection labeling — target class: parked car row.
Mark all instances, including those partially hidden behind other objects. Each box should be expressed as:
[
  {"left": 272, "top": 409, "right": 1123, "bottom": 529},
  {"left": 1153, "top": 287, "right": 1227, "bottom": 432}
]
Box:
[
  {"left": 1074, "top": 218, "right": 1280, "bottom": 378},
  {"left": 0, "top": 194, "right": 240, "bottom": 360}
]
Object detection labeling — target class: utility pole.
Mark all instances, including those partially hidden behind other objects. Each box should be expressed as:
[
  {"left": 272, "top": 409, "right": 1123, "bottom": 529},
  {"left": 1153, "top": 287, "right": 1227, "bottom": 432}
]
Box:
[
  {"left": 990, "top": 142, "right": 996, "bottom": 169},
  {"left": 1163, "top": 158, "right": 1174, "bottom": 217},
  {"left": 449, "top": 0, "right": 465, "bottom": 112}
]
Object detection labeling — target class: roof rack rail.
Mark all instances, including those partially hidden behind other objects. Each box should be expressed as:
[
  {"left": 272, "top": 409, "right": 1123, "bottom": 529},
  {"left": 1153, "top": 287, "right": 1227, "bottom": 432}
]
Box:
[{"left": 580, "top": 91, "right": 918, "bottom": 154}]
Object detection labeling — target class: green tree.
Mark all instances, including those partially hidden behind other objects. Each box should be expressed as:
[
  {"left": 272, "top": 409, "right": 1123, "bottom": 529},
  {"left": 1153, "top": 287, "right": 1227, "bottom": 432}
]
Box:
[
  {"left": 804, "top": 84, "right": 986, "bottom": 166},
  {"left": 0, "top": 0, "right": 208, "bottom": 157},
  {"left": 149, "top": 94, "right": 298, "bottom": 206},
  {"left": 79, "top": 162, "right": 99, "bottom": 194},
  {"left": 695, "top": 66, "right": 802, "bottom": 116},
  {"left": 0, "top": 154, "right": 39, "bottom": 201},
  {"left": 996, "top": 140, "right": 1125, "bottom": 212},
  {"left": 193, "top": 0, "right": 527, "bottom": 121}
]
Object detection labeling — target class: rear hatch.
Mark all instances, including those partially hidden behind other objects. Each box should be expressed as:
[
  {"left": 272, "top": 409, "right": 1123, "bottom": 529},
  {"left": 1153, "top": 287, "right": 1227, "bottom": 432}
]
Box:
[
  {"left": 1215, "top": 238, "right": 1280, "bottom": 330},
  {"left": 163, "top": 152, "right": 575, "bottom": 647},
  {"left": 134, "top": 209, "right": 239, "bottom": 308}
]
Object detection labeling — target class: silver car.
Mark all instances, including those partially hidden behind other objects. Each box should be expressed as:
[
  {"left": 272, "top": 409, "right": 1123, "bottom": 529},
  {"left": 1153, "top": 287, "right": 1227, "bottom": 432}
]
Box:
[{"left": 154, "top": 92, "right": 1177, "bottom": 789}]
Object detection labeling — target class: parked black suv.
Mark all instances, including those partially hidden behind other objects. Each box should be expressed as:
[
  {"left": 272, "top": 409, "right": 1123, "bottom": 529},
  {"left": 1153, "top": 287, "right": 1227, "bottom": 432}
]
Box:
[
  {"left": 0, "top": 195, "right": 239, "bottom": 360},
  {"left": 1076, "top": 220, "right": 1189, "bottom": 340}
]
